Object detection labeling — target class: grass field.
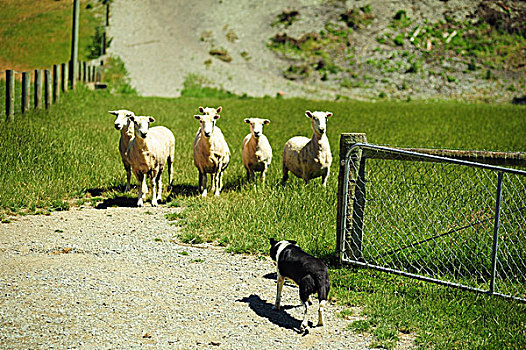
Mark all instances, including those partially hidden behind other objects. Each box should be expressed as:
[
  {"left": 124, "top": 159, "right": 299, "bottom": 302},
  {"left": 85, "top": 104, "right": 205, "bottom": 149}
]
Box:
[
  {"left": 1, "top": 87, "right": 525, "bottom": 348},
  {"left": 0, "top": 0, "right": 103, "bottom": 72}
]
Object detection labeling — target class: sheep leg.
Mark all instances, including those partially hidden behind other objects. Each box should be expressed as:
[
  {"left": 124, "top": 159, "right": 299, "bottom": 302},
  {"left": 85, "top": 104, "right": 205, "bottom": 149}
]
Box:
[
  {"left": 213, "top": 171, "right": 221, "bottom": 197},
  {"left": 136, "top": 172, "right": 145, "bottom": 207},
  {"left": 151, "top": 172, "right": 158, "bottom": 207},
  {"left": 156, "top": 172, "right": 163, "bottom": 202},
  {"left": 167, "top": 155, "right": 173, "bottom": 186},
  {"left": 200, "top": 172, "right": 208, "bottom": 197},
  {"left": 281, "top": 163, "right": 289, "bottom": 184},
  {"left": 124, "top": 163, "right": 131, "bottom": 192},
  {"left": 198, "top": 171, "right": 204, "bottom": 192},
  {"left": 210, "top": 173, "right": 216, "bottom": 195},
  {"left": 261, "top": 165, "right": 267, "bottom": 185},
  {"left": 273, "top": 274, "right": 285, "bottom": 311}
]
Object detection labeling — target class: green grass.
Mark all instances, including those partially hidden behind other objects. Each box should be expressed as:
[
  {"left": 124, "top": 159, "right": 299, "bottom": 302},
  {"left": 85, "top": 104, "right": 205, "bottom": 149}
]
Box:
[
  {"left": 0, "top": 89, "right": 525, "bottom": 348},
  {"left": 0, "top": 0, "right": 103, "bottom": 71}
]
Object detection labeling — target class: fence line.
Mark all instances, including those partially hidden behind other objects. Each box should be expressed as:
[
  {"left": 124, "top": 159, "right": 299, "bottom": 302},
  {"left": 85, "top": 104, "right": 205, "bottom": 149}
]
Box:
[
  {"left": 336, "top": 133, "right": 526, "bottom": 302},
  {"left": 1, "top": 59, "right": 105, "bottom": 121}
]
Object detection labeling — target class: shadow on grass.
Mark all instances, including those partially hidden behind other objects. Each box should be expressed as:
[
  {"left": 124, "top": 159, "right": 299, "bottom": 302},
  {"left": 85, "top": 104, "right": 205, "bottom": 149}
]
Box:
[
  {"left": 85, "top": 185, "right": 127, "bottom": 197},
  {"left": 167, "top": 184, "right": 199, "bottom": 199},
  {"left": 222, "top": 174, "right": 247, "bottom": 193},
  {"left": 236, "top": 294, "right": 303, "bottom": 333}
]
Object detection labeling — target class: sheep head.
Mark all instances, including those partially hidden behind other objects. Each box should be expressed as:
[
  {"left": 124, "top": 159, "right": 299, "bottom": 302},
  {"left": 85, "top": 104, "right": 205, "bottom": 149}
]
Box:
[
  {"left": 194, "top": 106, "right": 222, "bottom": 138},
  {"left": 244, "top": 118, "right": 270, "bottom": 139},
  {"left": 130, "top": 115, "right": 155, "bottom": 139},
  {"left": 109, "top": 109, "right": 135, "bottom": 130},
  {"left": 305, "top": 110, "right": 332, "bottom": 136}
]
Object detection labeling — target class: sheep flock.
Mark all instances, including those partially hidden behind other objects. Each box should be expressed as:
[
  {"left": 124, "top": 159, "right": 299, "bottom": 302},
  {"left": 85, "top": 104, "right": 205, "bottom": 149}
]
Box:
[{"left": 110, "top": 106, "right": 333, "bottom": 206}]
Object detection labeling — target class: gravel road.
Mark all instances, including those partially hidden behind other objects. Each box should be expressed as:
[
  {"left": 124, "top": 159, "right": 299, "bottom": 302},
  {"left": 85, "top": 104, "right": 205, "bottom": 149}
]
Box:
[{"left": 0, "top": 206, "right": 374, "bottom": 349}]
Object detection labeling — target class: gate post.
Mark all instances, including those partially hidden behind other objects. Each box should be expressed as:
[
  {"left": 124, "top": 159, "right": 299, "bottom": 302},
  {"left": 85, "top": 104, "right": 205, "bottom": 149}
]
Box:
[
  {"left": 336, "top": 133, "right": 367, "bottom": 262},
  {"left": 489, "top": 171, "right": 504, "bottom": 294}
]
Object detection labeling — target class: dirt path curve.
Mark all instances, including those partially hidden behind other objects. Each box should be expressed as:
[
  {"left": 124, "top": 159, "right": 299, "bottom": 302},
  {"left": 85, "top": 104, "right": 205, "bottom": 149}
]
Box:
[{"left": 0, "top": 206, "right": 370, "bottom": 349}]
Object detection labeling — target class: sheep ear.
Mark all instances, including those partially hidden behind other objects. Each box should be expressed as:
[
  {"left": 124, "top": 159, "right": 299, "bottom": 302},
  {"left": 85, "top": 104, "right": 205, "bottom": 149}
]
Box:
[
  {"left": 244, "top": 118, "right": 250, "bottom": 123},
  {"left": 326, "top": 111, "right": 333, "bottom": 118},
  {"left": 214, "top": 114, "right": 221, "bottom": 120},
  {"left": 129, "top": 116, "right": 135, "bottom": 122},
  {"left": 287, "top": 240, "right": 297, "bottom": 245},
  {"left": 148, "top": 116, "right": 155, "bottom": 123},
  {"left": 198, "top": 106, "right": 205, "bottom": 113},
  {"left": 305, "top": 111, "right": 313, "bottom": 118},
  {"left": 263, "top": 119, "right": 271, "bottom": 125},
  {"left": 216, "top": 106, "right": 222, "bottom": 113},
  {"left": 108, "top": 110, "right": 118, "bottom": 116},
  {"left": 270, "top": 238, "right": 277, "bottom": 246},
  {"left": 194, "top": 115, "right": 201, "bottom": 120}
]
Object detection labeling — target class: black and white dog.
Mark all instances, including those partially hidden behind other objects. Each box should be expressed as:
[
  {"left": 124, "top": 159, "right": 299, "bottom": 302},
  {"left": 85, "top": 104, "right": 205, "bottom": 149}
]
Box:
[{"left": 269, "top": 238, "right": 330, "bottom": 331}]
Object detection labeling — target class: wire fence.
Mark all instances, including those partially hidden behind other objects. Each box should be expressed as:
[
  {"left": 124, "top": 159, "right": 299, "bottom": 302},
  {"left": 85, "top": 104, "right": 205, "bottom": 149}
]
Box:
[{"left": 338, "top": 142, "right": 526, "bottom": 302}]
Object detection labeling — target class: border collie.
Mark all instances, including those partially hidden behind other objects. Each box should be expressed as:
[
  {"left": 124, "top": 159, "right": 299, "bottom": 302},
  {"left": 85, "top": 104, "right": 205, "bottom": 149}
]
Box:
[{"left": 269, "top": 238, "right": 330, "bottom": 331}]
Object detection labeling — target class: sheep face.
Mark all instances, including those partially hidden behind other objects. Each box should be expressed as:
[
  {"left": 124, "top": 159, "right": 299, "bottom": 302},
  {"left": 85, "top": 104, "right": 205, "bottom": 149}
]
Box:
[
  {"left": 244, "top": 118, "right": 270, "bottom": 139},
  {"left": 130, "top": 116, "right": 156, "bottom": 139},
  {"left": 305, "top": 111, "right": 332, "bottom": 135},
  {"left": 109, "top": 110, "right": 135, "bottom": 130},
  {"left": 194, "top": 106, "right": 222, "bottom": 139}
]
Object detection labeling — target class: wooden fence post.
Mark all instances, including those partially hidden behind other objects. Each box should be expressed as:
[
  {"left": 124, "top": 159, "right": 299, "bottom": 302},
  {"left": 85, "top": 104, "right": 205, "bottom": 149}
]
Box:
[
  {"left": 6, "top": 70, "right": 15, "bottom": 121},
  {"left": 61, "top": 63, "right": 68, "bottom": 92},
  {"left": 53, "top": 64, "right": 60, "bottom": 102},
  {"left": 82, "top": 62, "right": 87, "bottom": 82},
  {"left": 44, "top": 69, "right": 52, "bottom": 109},
  {"left": 22, "top": 72, "right": 30, "bottom": 114},
  {"left": 336, "top": 133, "right": 367, "bottom": 262},
  {"left": 77, "top": 61, "right": 82, "bottom": 82},
  {"left": 34, "top": 69, "right": 42, "bottom": 110}
]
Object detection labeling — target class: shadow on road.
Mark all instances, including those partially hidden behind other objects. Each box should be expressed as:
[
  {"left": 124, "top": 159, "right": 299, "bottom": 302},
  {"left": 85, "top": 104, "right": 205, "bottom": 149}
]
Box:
[
  {"left": 95, "top": 196, "right": 137, "bottom": 209},
  {"left": 236, "top": 294, "right": 303, "bottom": 333}
]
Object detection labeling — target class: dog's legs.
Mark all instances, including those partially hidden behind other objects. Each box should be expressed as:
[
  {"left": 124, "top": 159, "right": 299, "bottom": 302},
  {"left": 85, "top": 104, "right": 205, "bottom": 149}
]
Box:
[
  {"left": 300, "top": 301, "right": 309, "bottom": 331},
  {"left": 318, "top": 300, "right": 326, "bottom": 326},
  {"left": 273, "top": 274, "right": 285, "bottom": 310}
]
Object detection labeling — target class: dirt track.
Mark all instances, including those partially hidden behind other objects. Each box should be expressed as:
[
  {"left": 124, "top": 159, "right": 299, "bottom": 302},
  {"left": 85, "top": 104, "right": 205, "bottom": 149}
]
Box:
[{"left": 0, "top": 205, "right": 375, "bottom": 349}]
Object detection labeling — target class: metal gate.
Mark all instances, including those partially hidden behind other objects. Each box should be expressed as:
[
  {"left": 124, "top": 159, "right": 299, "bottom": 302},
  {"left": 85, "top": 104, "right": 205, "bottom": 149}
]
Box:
[{"left": 338, "top": 143, "right": 526, "bottom": 302}]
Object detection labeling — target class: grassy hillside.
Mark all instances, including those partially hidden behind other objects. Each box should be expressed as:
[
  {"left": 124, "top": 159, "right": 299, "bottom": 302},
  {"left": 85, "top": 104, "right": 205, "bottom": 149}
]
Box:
[
  {"left": 0, "top": 0, "right": 104, "bottom": 71},
  {"left": 0, "top": 89, "right": 525, "bottom": 348}
]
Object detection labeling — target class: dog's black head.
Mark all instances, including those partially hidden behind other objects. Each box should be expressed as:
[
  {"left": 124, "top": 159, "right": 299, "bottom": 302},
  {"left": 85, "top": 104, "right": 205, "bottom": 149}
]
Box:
[{"left": 269, "top": 238, "right": 297, "bottom": 262}]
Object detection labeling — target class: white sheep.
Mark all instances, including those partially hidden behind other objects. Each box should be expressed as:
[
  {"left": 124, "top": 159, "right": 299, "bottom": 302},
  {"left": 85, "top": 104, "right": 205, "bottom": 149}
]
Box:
[
  {"left": 108, "top": 109, "right": 136, "bottom": 192},
  {"left": 282, "top": 111, "right": 333, "bottom": 186},
  {"left": 193, "top": 106, "right": 230, "bottom": 197},
  {"left": 126, "top": 116, "right": 175, "bottom": 207},
  {"left": 242, "top": 118, "right": 272, "bottom": 183}
]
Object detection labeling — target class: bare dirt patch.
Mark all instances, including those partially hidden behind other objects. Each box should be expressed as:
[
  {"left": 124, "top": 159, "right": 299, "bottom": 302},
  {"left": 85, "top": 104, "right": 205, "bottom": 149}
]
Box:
[{"left": 0, "top": 206, "right": 376, "bottom": 349}]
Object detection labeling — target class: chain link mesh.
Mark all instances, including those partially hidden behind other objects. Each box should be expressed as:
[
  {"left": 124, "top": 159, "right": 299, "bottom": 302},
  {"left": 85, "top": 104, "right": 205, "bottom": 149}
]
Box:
[{"left": 341, "top": 145, "right": 526, "bottom": 301}]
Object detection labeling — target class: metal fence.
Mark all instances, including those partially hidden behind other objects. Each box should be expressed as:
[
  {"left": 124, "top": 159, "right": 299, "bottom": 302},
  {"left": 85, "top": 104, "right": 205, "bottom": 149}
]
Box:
[{"left": 338, "top": 143, "right": 526, "bottom": 302}]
